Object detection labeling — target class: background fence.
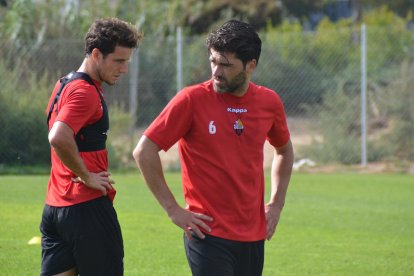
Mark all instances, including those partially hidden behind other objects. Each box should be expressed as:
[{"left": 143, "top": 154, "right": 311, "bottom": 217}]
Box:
[{"left": 1, "top": 24, "right": 413, "bottom": 171}]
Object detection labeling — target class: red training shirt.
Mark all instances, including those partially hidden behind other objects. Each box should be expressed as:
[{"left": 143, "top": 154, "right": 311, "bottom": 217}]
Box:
[{"left": 144, "top": 80, "right": 290, "bottom": 241}]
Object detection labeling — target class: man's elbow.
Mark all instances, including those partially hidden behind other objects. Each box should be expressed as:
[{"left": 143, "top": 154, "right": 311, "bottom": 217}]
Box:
[
  {"left": 276, "top": 140, "right": 294, "bottom": 155},
  {"left": 48, "top": 131, "right": 65, "bottom": 150},
  {"left": 132, "top": 137, "right": 151, "bottom": 165},
  {"left": 132, "top": 144, "right": 143, "bottom": 164},
  {"left": 132, "top": 136, "right": 161, "bottom": 167},
  {"left": 48, "top": 122, "right": 73, "bottom": 150}
]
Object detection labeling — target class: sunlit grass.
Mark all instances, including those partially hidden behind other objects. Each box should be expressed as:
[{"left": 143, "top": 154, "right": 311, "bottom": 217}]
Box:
[{"left": 0, "top": 173, "right": 413, "bottom": 275}]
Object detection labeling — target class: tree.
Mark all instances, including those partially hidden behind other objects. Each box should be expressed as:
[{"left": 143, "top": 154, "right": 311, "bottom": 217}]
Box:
[
  {"left": 180, "top": 0, "right": 283, "bottom": 34},
  {"left": 282, "top": 0, "right": 325, "bottom": 21},
  {"left": 0, "top": 0, "right": 8, "bottom": 7},
  {"left": 115, "top": 0, "right": 284, "bottom": 35},
  {"left": 0, "top": 0, "right": 115, "bottom": 50}
]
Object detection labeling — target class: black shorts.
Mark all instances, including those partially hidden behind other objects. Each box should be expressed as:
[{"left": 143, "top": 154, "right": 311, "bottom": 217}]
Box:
[
  {"left": 184, "top": 232, "right": 264, "bottom": 276},
  {"left": 40, "top": 196, "right": 124, "bottom": 276}
]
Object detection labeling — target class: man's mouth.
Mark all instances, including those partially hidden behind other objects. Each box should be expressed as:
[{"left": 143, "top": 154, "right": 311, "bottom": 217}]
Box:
[{"left": 214, "top": 77, "right": 225, "bottom": 84}]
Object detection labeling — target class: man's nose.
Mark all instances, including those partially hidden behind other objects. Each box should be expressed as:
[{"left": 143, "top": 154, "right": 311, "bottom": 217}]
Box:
[
  {"left": 212, "top": 65, "right": 222, "bottom": 77},
  {"left": 120, "top": 62, "right": 129, "bottom": 74}
]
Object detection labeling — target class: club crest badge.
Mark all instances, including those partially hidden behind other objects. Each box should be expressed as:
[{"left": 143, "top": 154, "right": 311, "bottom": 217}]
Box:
[{"left": 233, "top": 118, "right": 244, "bottom": 136}]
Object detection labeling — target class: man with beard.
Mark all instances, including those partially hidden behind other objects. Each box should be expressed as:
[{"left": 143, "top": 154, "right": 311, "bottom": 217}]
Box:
[{"left": 133, "top": 19, "right": 293, "bottom": 276}]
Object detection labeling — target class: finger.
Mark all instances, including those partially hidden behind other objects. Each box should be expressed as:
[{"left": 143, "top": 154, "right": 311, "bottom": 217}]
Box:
[
  {"left": 101, "top": 182, "right": 113, "bottom": 191},
  {"left": 194, "top": 219, "right": 212, "bottom": 233},
  {"left": 99, "top": 186, "right": 107, "bottom": 196},
  {"left": 267, "top": 231, "right": 275, "bottom": 241},
  {"left": 99, "top": 174, "right": 114, "bottom": 186},
  {"left": 72, "top": 176, "right": 85, "bottom": 183},
  {"left": 267, "top": 223, "right": 275, "bottom": 235},
  {"left": 267, "top": 224, "right": 277, "bottom": 240},
  {"left": 97, "top": 171, "right": 109, "bottom": 177},
  {"left": 189, "top": 224, "right": 205, "bottom": 239},
  {"left": 185, "top": 229, "right": 192, "bottom": 241},
  {"left": 97, "top": 174, "right": 111, "bottom": 186},
  {"left": 194, "top": 213, "right": 213, "bottom": 222},
  {"left": 266, "top": 220, "right": 272, "bottom": 230},
  {"left": 266, "top": 226, "right": 273, "bottom": 240}
]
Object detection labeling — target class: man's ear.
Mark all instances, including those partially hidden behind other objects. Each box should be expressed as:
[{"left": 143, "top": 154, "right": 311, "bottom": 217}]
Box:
[
  {"left": 247, "top": 59, "right": 257, "bottom": 73},
  {"left": 91, "top": 48, "right": 102, "bottom": 61}
]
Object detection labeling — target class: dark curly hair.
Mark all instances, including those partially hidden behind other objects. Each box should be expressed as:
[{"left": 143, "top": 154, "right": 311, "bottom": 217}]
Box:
[
  {"left": 84, "top": 18, "right": 143, "bottom": 57},
  {"left": 206, "top": 19, "right": 262, "bottom": 66}
]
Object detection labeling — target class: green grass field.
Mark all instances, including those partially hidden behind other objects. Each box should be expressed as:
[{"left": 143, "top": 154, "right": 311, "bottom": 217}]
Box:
[{"left": 0, "top": 172, "right": 413, "bottom": 275}]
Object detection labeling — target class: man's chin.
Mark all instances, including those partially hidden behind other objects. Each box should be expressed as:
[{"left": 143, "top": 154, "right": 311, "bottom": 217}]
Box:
[{"left": 213, "top": 83, "right": 227, "bottom": 93}]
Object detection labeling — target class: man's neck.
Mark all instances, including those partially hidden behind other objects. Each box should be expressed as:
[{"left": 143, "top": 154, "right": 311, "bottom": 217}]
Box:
[{"left": 77, "top": 58, "right": 101, "bottom": 83}]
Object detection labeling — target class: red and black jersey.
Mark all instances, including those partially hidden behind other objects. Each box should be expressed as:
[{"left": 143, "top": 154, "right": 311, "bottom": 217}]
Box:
[{"left": 45, "top": 72, "right": 115, "bottom": 207}]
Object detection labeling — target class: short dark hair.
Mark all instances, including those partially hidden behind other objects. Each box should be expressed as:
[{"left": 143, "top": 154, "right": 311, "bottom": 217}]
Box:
[
  {"left": 84, "top": 17, "right": 143, "bottom": 57},
  {"left": 206, "top": 19, "right": 262, "bottom": 66}
]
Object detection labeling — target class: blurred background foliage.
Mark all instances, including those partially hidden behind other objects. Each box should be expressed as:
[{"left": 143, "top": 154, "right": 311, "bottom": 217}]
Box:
[
  {"left": 1, "top": 0, "right": 414, "bottom": 44},
  {"left": 0, "top": 0, "right": 413, "bottom": 171}
]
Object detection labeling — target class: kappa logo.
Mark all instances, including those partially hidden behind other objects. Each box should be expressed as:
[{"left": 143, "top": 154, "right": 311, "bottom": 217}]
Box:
[{"left": 227, "top": 107, "right": 247, "bottom": 114}]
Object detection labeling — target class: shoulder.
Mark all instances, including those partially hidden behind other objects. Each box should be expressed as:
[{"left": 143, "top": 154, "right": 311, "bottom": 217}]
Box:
[
  {"left": 250, "top": 82, "right": 282, "bottom": 103},
  {"left": 174, "top": 81, "right": 215, "bottom": 107},
  {"left": 180, "top": 80, "right": 212, "bottom": 97},
  {"left": 62, "top": 79, "right": 101, "bottom": 104}
]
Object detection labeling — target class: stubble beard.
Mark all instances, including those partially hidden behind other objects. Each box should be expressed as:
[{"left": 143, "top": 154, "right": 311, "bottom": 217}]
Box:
[
  {"left": 214, "top": 71, "right": 247, "bottom": 95},
  {"left": 97, "top": 66, "right": 117, "bottom": 86}
]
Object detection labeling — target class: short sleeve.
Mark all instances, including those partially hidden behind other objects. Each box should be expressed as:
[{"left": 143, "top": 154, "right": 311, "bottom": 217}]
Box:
[
  {"left": 56, "top": 82, "right": 102, "bottom": 134},
  {"left": 144, "top": 89, "right": 193, "bottom": 151},
  {"left": 267, "top": 93, "right": 290, "bottom": 148}
]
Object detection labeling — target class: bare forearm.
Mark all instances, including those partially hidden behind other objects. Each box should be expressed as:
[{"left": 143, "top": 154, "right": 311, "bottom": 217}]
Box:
[
  {"left": 133, "top": 136, "right": 214, "bottom": 239},
  {"left": 138, "top": 155, "right": 179, "bottom": 215},
  {"left": 133, "top": 137, "right": 180, "bottom": 215},
  {"left": 49, "top": 122, "right": 90, "bottom": 180},
  {"left": 269, "top": 140, "right": 294, "bottom": 209},
  {"left": 54, "top": 141, "right": 89, "bottom": 175}
]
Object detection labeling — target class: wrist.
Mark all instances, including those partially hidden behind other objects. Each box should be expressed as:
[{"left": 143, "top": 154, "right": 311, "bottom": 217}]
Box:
[
  {"left": 267, "top": 200, "right": 285, "bottom": 211},
  {"left": 77, "top": 171, "right": 91, "bottom": 184},
  {"left": 165, "top": 201, "right": 181, "bottom": 218}
]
